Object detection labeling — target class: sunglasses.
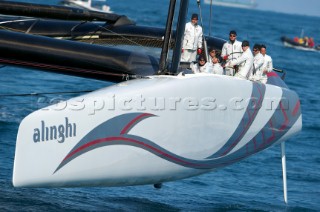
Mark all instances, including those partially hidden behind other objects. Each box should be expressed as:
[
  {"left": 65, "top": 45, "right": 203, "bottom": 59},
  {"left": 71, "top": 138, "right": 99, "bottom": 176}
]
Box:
[
  {"left": 253, "top": 49, "right": 258, "bottom": 52},
  {"left": 199, "top": 59, "right": 205, "bottom": 61},
  {"left": 230, "top": 35, "right": 236, "bottom": 37}
]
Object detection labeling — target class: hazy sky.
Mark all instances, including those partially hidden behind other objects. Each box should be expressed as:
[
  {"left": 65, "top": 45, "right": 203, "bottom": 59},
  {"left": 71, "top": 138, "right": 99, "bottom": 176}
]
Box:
[{"left": 256, "top": 0, "right": 320, "bottom": 17}]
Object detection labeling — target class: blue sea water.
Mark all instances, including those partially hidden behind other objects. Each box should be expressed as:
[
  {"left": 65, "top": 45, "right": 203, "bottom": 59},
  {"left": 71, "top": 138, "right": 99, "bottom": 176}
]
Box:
[{"left": 1, "top": 0, "right": 320, "bottom": 211}]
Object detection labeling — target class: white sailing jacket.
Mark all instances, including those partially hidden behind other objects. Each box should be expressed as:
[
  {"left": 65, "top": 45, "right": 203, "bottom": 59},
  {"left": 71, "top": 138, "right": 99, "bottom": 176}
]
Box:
[
  {"left": 228, "top": 48, "right": 253, "bottom": 78},
  {"left": 190, "top": 62, "right": 210, "bottom": 73},
  {"left": 262, "top": 54, "right": 273, "bottom": 72},
  {"left": 182, "top": 22, "right": 203, "bottom": 50},
  {"left": 221, "top": 40, "right": 243, "bottom": 63},
  {"left": 250, "top": 52, "right": 265, "bottom": 81},
  {"left": 261, "top": 54, "right": 273, "bottom": 81},
  {"left": 207, "top": 63, "right": 224, "bottom": 75}
]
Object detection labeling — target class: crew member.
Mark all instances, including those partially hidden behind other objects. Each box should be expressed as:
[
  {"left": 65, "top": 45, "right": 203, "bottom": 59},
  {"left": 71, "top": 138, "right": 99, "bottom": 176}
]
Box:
[
  {"left": 225, "top": 40, "right": 253, "bottom": 80},
  {"left": 303, "top": 36, "right": 309, "bottom": 46},
  {"left": 260, "top": 44, "right": 273, "bottom": 84},
  {"left": 221, "top": 30, "right": 243, "bottom": 76},
  {"left": 309, "top": 37, "right": 315, "bottom": 48},
  {"left": 250, "top": 44, "right": 265, "bottom": 82},
  {"left": 209, "top": 55, "right": 224, "bottom": 75},
  {"left": 208, "top": 47, "right": 217, "bottom": 64},
  {"left": 181, "top": 14, "right": 203, "bottom": 62},
  {"left": 190, "top": 55, "right": 209, "bottom": 73}
]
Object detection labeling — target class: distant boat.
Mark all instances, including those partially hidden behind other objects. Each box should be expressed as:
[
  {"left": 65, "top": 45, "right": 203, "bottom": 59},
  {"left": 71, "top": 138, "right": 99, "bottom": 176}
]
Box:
[
  {"left": 204, "top": 0, "right": 257, "bottom": 9},
  {"left": 61, "top": 0, "right": 112, "bottom": 13},
  {"left": 281, "top": 36, "right": 320, "bottom": 52}
]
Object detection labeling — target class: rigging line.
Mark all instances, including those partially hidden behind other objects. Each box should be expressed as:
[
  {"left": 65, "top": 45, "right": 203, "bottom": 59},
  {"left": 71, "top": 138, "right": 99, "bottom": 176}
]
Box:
[
  {"left": 67, "top": 22, "right": 149, "bottom": 49},
  {"left": 0, "top": 18, "right": 38, "bottom": 25},
  {"left": 197, "top": 0, "right": 205, "bottom": 31},
  {"left": 26, "top": 19, "right": 40, "bottom": 34},
  {"left": 0, "top": 57, "right": 138, "bottom": 79},
  {"left": 70, "top": 20, "right": 88, "bottom": 38},
  {"left": 0, "top": 90, "right": 94, "bottom": 97},
  {"left": 0, "top": 18, "right": 41, "bottom": 33},
  {"left": 86, "top": 24, "right": 106, "bottom": 42},
  {"left": 209, "top": 0, "right": 213, "bottom": 36},
  {"left": 69, "top": 20, "right": 104, "bottom": 40},
  {"left": 95, "top": 25, "right": 147, "bottom": 48},
  {"left": 0, "top": 25, "right": 28, "bottom": 33}
]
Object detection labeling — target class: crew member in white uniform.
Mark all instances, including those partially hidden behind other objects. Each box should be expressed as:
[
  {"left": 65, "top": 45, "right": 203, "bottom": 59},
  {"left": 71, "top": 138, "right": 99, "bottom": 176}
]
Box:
[
  {"left": 207, "top": 55, "right": 223, "bottom": 75},
  {"left": 190, "top": 55, "right": 210, "bottom": 73},
  {"left": 260, "top": 44, "right": 273, "bottom": 84},
  {"left": 225, "top": 40, "right": 253, "bottom": 79},
  {"left": 181, "top": 13, "right": 203, "bottom": 62},
  {"left": 250, "top": 44, "right": 265, "bottom": 82},
  {"left": 221, "top": 30, "right": 243, "bottom": 76},
  {"left": 208, "top": 47, "right": 217, "bottom": 65}
]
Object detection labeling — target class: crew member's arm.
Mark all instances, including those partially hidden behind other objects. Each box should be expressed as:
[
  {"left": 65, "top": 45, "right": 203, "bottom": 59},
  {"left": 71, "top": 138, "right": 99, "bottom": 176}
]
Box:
[{"left": 226, "top": 53, "right": 247, "bottom": 67}]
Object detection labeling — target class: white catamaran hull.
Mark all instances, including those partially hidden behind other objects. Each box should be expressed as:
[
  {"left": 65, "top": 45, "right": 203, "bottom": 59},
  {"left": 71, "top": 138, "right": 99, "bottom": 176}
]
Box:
[{"left": 13, "top": 74, "right": 301, "bottom": 187}]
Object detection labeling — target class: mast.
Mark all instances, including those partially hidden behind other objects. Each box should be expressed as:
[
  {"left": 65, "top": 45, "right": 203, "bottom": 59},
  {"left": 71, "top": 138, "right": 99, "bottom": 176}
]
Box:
[
  {"left": 197, "top": 0, "right": 209, "bottom": 62},
  {"left": 158, "top": 0, "right": 177, "bottom": 74},
  {"left": 171, "top": 0, "right": 189, "bottom": 74}
]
